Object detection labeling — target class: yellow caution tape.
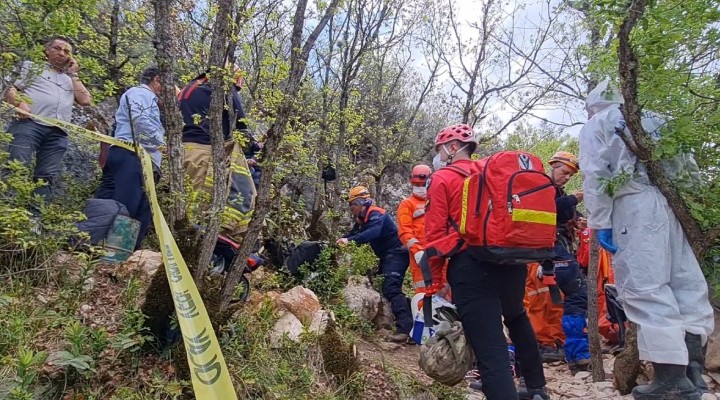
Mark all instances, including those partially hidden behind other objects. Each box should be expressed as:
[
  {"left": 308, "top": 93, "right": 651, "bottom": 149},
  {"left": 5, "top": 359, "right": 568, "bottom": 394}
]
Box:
[{"left": 1, "top": 102, "right": 238, "bottom": 399}]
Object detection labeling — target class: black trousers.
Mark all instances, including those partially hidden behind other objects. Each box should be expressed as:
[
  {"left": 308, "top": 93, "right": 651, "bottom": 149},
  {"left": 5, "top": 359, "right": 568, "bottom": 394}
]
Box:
[
  {"left": 448, "top": 249, "right": 546, "bottom": 400},
  {"left": 95, "top": 146, "right": 152, "bottom": 250}
]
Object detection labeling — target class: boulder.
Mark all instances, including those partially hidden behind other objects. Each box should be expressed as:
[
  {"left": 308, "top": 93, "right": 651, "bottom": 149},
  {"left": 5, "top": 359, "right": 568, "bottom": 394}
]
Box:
[
  {"left": 343, "top": 275, "right": 381, "bottom": 321},
  {"left": 277, "top": 286, "right": 321, "bottom": 323},
  {"left": 122, "top": 250, "right": 163, "bottom": 277},
  {"left": 706, "top": 310, "right": 720, "bottom": 371},
  {"left": 308, "top": 309, "right": 335, "bottom": 335},
  {"left": 372, "top": 297, "right": 394, "bottom": 330},
  {"left": 247, "top": 290, "right": 280, "bottom": 313},
  {"left": 270, "top": 311, "right": 304, "bottom": 348}
]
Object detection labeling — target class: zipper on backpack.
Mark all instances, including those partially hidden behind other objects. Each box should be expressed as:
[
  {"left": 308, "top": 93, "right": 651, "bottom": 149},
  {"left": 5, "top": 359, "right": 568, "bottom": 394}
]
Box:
[
  {"left": 515, "top": 182, "right": 554, "bottom": 199},
  {"left": 506, "top": 171, "right": 554, "bottom": 213},
  {"left": 483, "top": 198, "right": 492, "bottom": 246}
]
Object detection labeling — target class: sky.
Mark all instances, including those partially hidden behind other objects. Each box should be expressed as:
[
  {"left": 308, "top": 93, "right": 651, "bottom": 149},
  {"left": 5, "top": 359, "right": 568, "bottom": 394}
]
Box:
[{"left": 419, "top": 0, "right": 589, "bottom": 137}]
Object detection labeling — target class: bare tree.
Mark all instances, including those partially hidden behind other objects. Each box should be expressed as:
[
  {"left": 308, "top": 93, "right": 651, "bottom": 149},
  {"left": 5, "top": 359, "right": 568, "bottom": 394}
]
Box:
[
  {"left": 428, "top": 0, "right": 564, "bottom": 136},
  {"left": 152, "top": 0, "right": 186, "bottom": 227},
  {"left": 587, "top": 233, "right": 606, "bottom": 382},
  {"left": 218, "top": 0, "right": 342, "bottom": 312},
  {"left": 617, "top": 0, "right": 720, "bottom": 260},
  {"left": 191, "top": 0, "right": 237, "bottom": 282}
]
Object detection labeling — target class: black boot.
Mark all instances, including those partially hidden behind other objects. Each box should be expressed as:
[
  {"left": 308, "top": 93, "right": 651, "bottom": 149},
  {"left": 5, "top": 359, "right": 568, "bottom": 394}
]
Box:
[
  {"left": 686, "top": 333, "right": 709, "bottom": 393},
  {"left": 631, "top": 363, "right": 701, "bottom": 400}
]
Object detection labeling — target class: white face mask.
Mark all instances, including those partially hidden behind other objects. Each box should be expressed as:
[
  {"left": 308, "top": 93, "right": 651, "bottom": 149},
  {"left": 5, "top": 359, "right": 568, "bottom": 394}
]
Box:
[
  {"left": 412, "top": 186, "right": 427, "bottom": 199},
  {"left": 432, "top": 153, "right": 446, "bottom": 171}
]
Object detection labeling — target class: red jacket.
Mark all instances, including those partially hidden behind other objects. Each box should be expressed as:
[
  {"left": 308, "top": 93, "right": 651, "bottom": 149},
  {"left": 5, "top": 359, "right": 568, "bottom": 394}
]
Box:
[{"left": 425, "top": 159, "right": 482, "bottom": 284}]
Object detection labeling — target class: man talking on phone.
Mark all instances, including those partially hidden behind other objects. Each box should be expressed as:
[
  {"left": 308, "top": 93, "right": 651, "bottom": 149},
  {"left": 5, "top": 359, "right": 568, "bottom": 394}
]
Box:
[{"left": 3, "top": 36, "right": 91, "bottom": 203}]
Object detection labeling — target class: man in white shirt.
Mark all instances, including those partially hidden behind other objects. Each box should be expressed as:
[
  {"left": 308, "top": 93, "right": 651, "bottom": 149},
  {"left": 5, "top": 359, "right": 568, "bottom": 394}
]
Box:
[{"left": 3, "top": 36, "right": 91, "bottom": 199}]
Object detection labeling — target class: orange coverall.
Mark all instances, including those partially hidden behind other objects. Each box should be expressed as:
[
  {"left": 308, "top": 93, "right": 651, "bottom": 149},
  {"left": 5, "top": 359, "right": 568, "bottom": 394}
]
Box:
[
  {"left": 524, "top": 262, "right": 565, "bottom": 347},
  {"left": 577, "top": 228, "right": 619, "bottom": 345},
  {"left": 397, "top": 195, "right": 439, "bottom": 293}
]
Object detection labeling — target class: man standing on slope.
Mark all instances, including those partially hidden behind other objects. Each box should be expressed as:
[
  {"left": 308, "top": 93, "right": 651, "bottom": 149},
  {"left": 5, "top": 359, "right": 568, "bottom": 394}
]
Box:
[
  {"left": 424, "top": 124, "right": 547, "bottom": 400},
  {"left": 96, "top": 66, "right": 165, "bottom": 250},
  {"left": 3, "top": 36, "right": 92, "bottom": 202},
  {"left": 579, "top": 79, "right": 713, "bottom": 399},
  {"left": 396, "top": 164, "right": 438, "bottom": 294}
]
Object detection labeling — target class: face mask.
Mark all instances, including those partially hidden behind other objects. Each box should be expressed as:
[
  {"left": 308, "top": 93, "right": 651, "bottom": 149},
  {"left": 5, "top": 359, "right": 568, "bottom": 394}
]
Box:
[
  {"left": 432, "top": 153, "right": 446, "bottom": 170},
  {"left": 412, "top": 186, "right": 427, "bottom": 198}
]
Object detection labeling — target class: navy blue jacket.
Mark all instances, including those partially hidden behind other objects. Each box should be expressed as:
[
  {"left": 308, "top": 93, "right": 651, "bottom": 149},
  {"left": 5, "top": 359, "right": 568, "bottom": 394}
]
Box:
[
  {"left": 178, "top": 74, "right": 248, "bottom": 145},
  {"left": 555, "top": 186, "right": 578, "bottom": 238},
  {"left": 344, "top": 206, "right": 405, "bottom": 257}
]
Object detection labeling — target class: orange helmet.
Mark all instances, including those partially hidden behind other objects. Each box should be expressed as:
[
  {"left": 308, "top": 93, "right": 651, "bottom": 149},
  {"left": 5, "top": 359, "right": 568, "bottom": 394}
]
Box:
[
  {"left": 347, "top": 186, "right": 371, "bottom": 203},
  {"left": 549, "top": 151, "right": 579, "bottom": 172},
  {"left": 410, "top": 164, "right": 432, "bottom": 185}
]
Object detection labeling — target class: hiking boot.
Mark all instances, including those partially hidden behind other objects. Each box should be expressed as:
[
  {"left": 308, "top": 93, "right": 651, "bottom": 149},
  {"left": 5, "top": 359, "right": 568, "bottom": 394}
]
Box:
[
  {"left": 540, "top": 346, "right": 565, "bottom": 363},
  {"left": 517, "top": 377, "right": 550, "bottom": 400},
  {"left": 385, "top": 332, "right": 411, "bottom": 344},
  {"left": 568, "top": 358, "right": 591, "bottom": 375},
  {"left": 686, "top": 333, "right": 709, "bottom": 394},
  {"left": 631, "top": 363, "right": 701, "bottom": 400}
]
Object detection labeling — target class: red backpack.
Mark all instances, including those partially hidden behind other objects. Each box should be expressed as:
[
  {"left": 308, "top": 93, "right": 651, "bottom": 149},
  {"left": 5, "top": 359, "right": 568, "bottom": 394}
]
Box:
[{"left": 445, "top": 151, "right": 557, "bottom": 264}]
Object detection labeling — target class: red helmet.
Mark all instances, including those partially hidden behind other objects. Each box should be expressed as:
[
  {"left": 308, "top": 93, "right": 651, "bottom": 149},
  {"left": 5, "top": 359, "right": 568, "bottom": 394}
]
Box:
[
  {"left": 410, "top": 164, "right": 432, "bottom": 185},
  {"left": 434, "top": 124, "right": 478, "bottom": 151}
]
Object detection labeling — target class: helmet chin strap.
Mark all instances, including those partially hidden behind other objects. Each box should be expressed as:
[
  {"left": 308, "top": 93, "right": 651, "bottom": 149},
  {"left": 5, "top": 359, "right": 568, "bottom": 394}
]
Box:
[{"left": 443, "top": 144, "right": 467, "bottom": 164}]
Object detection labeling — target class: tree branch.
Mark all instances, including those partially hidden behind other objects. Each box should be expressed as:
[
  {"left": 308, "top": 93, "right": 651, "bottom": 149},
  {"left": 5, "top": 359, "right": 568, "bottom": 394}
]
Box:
[{"left": 616, "top": 0, "right": 714, "bottom": 259}]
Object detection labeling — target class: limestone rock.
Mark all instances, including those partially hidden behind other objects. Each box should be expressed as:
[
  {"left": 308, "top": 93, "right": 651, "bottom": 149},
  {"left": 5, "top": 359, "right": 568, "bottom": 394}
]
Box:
[
  {"left": 277, "top": 286, "right": 321, "bottom": 323},
  {"left": 706, "top": 310, "right": 720, "bottom": 371},
  {"left": 308, "top": 309, "right": 335, "bottom": 335},
  {"left": 123, "top": 250, "right": 163, "bottom": 277},
  {"left": 270, "top": 311, "right": 303, "bottom": 348},
  {"left": 372, "top": 297, "right": 395, "bottom": 330},
  {"left": 247, "top": 290, "right": 280, "bottom": 313},
  {"left": 343, "top": 275, "right": 381, "bottom": 321}
]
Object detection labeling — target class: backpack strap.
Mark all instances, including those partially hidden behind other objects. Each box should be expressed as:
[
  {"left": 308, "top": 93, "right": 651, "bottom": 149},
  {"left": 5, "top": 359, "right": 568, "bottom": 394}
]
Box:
[
  {"left": 362, "top": 205, "right": 386, "bottom": 224},
  {"left": 444, "top": 165, "right": 471, "bottom": 178},
  {"left": 178, "top": 77, "right": 208, "bottom": 101}
]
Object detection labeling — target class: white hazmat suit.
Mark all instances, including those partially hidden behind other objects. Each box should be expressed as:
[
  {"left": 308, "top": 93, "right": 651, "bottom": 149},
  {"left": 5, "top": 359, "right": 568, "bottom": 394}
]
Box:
[{"left": 578, "top": 79, "right": 714, "bottom": 366}]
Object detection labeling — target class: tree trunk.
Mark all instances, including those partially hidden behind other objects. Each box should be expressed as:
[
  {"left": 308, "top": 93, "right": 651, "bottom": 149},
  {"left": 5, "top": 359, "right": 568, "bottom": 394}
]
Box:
[
  {"left": 152, "top": 0, "right": 186, "bottom": 227},
  {"left": 617, "top": 0, "right": 720, "bottom": 260},
  {"left": 614, "top": 322, "right": 640, "bottom": 394},
  {"left": 192, "top": 0, "right": 235, "bottom": 282},
  {"left": 587, "top": 232, "right": 606, "bottom": 382},
  {"left": 217, "top": 0, "right": 342, "bottom": 313}
]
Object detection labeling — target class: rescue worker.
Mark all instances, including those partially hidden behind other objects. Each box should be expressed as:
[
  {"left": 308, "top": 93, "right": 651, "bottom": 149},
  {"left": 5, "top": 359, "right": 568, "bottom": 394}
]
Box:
[
  {"left": 576, "top": 227, "right": 619, "bottom": 346},
  {"left": 424, "top": 124, "right": 548, "bottom": 400},
  {"left": 396, "top": 164, "right": 435, "bottom": 293},
  {"left": 178, "top": 65, "right": 256, "bottom": 239},
  {"left": 524, "top": 262, "right": 565, "bottom": 362},
  {"left": 548, "top": 151, "right": 590, "bottom": 374},
  {"left": 579, "top": 79, "right": 713, "bottom": 399},
  {"left": 336, "top": 186, "right": 413, "bottom": 343}
]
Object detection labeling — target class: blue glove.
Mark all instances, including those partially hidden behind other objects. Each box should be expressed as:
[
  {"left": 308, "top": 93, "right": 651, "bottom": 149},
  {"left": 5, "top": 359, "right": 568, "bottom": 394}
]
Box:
[{"left": 597, "top": 229, "right": 618, "bottom": 254}]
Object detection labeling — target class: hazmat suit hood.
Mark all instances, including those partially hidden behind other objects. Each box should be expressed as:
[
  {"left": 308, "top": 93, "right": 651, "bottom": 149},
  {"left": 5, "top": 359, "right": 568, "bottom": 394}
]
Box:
[{"left": 585, "top": 79, "right": 623, "bottom": 118}]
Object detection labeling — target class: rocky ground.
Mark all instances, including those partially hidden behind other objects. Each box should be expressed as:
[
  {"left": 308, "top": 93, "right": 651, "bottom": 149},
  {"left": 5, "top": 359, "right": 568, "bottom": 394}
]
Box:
[{"left": 357, "top": 339, "right": 720, "bottom": 400}]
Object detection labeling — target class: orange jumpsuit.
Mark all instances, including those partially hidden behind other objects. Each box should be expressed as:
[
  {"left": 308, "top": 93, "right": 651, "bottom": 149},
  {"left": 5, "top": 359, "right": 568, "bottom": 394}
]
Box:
[
  {"left": 524, "top": 262, "right": 565, "bottom": 347},
  {"left": 397, "top": 195, "right": 436, "bottom": 293},
  {"left": 577, "top": 228, "right": 619, "bottom": 345}
]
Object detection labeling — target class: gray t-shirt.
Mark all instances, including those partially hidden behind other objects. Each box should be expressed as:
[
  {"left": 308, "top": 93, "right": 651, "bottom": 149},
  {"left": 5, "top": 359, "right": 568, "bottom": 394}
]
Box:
[{"left": 14, "top": 61, "right": 75, "bottom": 125}]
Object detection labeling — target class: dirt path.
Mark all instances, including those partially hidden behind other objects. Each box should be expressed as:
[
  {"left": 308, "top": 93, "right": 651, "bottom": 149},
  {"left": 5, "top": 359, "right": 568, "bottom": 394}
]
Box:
[{"left": 356, "top": 339, "right": 720, "bottom": 399}]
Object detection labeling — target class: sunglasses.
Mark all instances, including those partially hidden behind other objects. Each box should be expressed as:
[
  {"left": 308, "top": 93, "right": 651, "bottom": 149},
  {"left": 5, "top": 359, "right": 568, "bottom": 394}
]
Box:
[{"left": 412, "top": 174, "right": 429, "bottom": 180}]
